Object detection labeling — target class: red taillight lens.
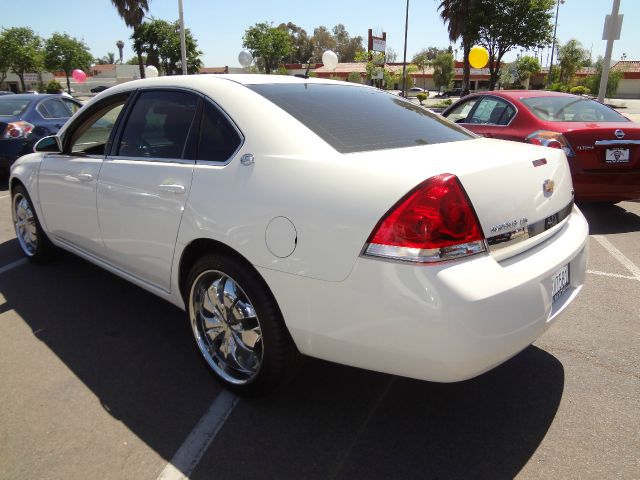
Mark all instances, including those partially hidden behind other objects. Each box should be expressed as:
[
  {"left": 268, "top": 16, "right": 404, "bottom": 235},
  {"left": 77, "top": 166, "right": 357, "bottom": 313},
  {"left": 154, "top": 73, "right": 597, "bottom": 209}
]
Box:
[
  {"left": 2, "top": 121, "right": 34, "bottom": 139},
  {"left": 364, "top": 174, "right": 487, "bottom": 263},
  {"left": 526, "top": 130, "right": 575, "bottom": 157}
]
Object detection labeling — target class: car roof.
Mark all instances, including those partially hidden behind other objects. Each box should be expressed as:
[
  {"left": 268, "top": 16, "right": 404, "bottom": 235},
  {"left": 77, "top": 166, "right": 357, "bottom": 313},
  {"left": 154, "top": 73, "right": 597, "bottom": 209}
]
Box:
[{"left": 0, "top": 93, "right": 63, "bottom": 101}]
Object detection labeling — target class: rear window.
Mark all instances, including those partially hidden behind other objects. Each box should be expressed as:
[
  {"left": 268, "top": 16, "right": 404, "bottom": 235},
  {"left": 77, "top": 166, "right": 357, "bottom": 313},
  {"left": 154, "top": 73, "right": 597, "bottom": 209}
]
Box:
[
  {"left": 248, "top": 83, "right": 474, "bottom": 153},
  {"left": 0, "top": 98, "right": 31, "bottom": 116},
  {"left": 521, "top": 96, "right": 628, "bottom": 123}
]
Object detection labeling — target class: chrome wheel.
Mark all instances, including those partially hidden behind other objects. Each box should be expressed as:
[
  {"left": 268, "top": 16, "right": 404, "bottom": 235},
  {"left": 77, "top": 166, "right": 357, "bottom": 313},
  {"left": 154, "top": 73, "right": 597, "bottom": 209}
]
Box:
[
  {"left": 189, "top": 270, "right": 263, "bottom": 385},
  {"left": 13, "top": 192, "right": 38, "bottom": 256}
]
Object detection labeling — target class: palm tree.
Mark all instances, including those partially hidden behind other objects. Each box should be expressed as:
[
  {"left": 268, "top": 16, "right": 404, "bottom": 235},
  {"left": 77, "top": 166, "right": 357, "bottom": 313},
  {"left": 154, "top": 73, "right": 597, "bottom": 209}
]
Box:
[
  {"left": 437, "top": 0, "right": 480, "bottom": 96},
  {"left": 111, "top": 0, "right": 150, "bottom": 78},
  {"left": 116, "top": 40, "right": 125, "bottom": 64}
]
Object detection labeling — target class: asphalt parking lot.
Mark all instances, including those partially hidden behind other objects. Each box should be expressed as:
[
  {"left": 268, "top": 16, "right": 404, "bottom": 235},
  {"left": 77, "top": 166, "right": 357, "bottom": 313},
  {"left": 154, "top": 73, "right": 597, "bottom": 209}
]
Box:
[{"left": 1, "top": 174, "right": 639, "bottom": 479}]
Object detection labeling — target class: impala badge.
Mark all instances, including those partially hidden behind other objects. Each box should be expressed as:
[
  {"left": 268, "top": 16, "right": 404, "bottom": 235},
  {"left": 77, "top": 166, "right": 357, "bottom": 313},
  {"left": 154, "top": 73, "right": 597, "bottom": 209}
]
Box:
[{"left": 543, "top": 179, "right": 555, "bottom": 195}]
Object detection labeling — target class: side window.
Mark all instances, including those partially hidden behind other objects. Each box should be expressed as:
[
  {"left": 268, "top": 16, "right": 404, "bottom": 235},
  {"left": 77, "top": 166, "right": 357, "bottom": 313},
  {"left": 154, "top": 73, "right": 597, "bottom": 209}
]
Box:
[
  {"left": 467, "top": 98, "right": 515, "bottom": 125},
  {"left": 117, "top": 90, "right": 198, "bottom": 159},
  {"left": 70, "top": 99, "right": 127, "bottom": 155},
  {"left": 445, "top": 98, "right": 479, "bottom": 123},
  {"left": 197, "top": 101, "right": 242, "bottom": 162},
  {"left": 37, "top": 98, "right": 72, "bottom": 119},
  {"left": 62, "top": 98, "right": 81, "bottom": 115}
]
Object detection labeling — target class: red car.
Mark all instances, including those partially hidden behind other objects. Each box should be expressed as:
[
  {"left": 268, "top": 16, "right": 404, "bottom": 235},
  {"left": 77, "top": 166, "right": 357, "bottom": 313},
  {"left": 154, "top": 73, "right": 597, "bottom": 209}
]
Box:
[{"left": 441, "top": 90, "right": 640, "bottom": 203}]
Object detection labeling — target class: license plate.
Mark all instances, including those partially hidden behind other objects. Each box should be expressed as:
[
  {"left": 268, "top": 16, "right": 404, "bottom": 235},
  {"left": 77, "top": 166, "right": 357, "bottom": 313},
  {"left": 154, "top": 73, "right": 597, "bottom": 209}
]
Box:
[
  {"left": 552, "top": 264, "right": 570, "bottom": 303},
  {"left": 605, "top": 148, "right": 630, "bottom": 163}
]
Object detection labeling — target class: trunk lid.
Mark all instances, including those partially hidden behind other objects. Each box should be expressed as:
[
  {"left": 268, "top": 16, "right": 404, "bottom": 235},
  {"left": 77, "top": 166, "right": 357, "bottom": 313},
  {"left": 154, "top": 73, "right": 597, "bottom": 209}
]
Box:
[{"left": 552, "top": 121, "right": 640, "bottom": 171}]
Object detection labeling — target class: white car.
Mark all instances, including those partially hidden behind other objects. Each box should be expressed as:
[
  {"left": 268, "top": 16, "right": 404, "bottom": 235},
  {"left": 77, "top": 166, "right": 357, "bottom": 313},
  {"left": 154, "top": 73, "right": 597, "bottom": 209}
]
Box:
[{"left": 10, "top": 75, "right": 588, "bottom": 395}]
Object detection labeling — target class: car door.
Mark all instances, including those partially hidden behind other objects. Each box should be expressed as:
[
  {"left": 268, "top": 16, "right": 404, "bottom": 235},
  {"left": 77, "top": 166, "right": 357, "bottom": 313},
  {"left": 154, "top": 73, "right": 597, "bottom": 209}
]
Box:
[
  {"left": 37, "top": 94, "right": 130, "bottom": 257},
  {"left": 97, "top": 89, "right": 200, "bottom": 292},
  {"left": 458, "top": 96, "right": 518, "bottom": 139}
]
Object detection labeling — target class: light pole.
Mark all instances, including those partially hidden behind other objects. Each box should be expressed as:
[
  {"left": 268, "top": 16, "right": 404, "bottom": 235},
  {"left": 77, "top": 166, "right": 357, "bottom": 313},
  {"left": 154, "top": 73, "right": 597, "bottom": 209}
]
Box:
[
  {"left": 401, "top": 0, "right": 410, "bottom": 97},
  {"left": 178, "top": 0, "right": 187, "bottom": 75},
  {"left": 546, "top": 0, "right": 565, "bottom": 86},
  {"left": 598, "top": 0, "right": 623, "bottom": 103}
]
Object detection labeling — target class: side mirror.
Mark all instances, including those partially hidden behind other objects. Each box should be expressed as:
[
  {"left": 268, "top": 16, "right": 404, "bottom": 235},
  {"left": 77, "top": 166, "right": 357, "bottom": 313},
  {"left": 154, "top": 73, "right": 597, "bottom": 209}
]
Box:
[{"left": 34, "top": 135, "right": 62, "bottom": 153}]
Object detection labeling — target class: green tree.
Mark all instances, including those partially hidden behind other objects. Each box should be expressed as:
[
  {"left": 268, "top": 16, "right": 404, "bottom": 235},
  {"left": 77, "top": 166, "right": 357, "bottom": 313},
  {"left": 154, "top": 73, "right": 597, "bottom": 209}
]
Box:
[
  {"left": 438, "top": 0, "right": 482, "bottom": 96},
  {"left": 44, "top": 33, "right": 93, "bottom": 94},
  {"left": 0, "top": 31, "right": 11, "bottom": 87},
  {"left": 558, "top": 39, "right": 588, "bottom": 84},
  {"left": 514, "top": 55, "right": 541, "bottom": 86},
  {"left": 1, "top": 27, "right": 43, "bottom": 92},
  {"left": 311, "top": 26, "right": 336, "bottom": 63},
  {"left": 132, "top": 19, "right": 202, "bottom": 75},
  {"left": 432, "top": 52, "right": 455, "bottom": 92},
  {"left": 332, "top": 24, "right": 364, "bottom": 62},
  {"left": 386, "top": 48, "right": 398, "bottom": 63},
  {"left": 278, "top": 22, "right": 313, "bottom": 64},
  {"left": 111, "top": 0, "right": 150, "bottom": 78},
  {"left": 477, "top": 0, "right": 554, "bottom": 90},
  {"left": 347, "top": 71, "right": 362, "bottom": 83},
  {"left": 584, "top": 56, "right": 623, "bottom": 98},
  {"left": 116, "top": 40, "right": 125, "bottom": 63},
  {"left": 243, "top": 22, "right": 291, "bottom": 74}
]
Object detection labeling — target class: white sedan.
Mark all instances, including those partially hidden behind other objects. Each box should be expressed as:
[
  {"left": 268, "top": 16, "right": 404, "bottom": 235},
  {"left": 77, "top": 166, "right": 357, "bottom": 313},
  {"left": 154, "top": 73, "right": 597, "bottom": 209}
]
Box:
[{"left": 10, "top": 75, "right": 588, "bottom": 395}]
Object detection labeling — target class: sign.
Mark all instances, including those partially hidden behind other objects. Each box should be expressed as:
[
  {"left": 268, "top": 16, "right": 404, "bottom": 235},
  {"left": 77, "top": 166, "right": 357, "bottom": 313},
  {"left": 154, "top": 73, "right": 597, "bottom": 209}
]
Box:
[
  {"left": 372, "top": 38, "right": 386, "bottom": 53},
  {"left": 455, "top": 68, "right": 490, "bottom": 75},
  {"left": 602, "top": 14, "right": 623, "bottom": 40},
  {"left": 23, "top": 73, "right": 39, "bottom": 83}
]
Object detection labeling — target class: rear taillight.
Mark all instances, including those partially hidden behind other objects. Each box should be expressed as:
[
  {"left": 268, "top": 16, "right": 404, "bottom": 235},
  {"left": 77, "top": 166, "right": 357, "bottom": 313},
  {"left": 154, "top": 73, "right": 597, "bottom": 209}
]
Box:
[
  {"left": 363, "top": 174, "right": 487, "bottom": 263},
  {"left": 2, "top": 121, "right": 34, "bottom": 139},
  {"left": 526, "top": 130, "right": 575, "bottom": 157}
]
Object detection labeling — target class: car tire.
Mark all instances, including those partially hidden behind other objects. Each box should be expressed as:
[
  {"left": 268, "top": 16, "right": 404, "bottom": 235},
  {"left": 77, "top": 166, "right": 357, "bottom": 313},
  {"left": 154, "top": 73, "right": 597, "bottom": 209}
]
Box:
[
  {"left": 186, "top": 253, "right": 301, "bottom": 396},
  {"left": 11, "top": 184, "right": 55, "bottom": 262}
]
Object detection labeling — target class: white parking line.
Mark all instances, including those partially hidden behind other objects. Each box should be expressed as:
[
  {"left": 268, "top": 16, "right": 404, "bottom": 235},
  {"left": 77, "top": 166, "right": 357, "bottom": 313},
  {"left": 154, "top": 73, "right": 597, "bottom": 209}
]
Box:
[
  {"left": 587, "top": 270, "right": 639, "bottom": 281},
  {"left": 592, "top": 235, "right": 640, "bottom": 280},
  {"left": 156, "top": 390, "right": 238, "bottom": 480},
  {"left": 0, "top": 258, "right": 28, "bottom": 275}
]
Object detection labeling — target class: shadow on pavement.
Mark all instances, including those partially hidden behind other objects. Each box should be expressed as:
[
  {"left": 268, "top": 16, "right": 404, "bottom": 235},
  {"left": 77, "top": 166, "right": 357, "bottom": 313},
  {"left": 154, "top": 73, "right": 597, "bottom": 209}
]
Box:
[
  {"left": 579, "top": 202, "right": 640, "bottom": 234},
  {"left": 1, "top": 244, "right": 564, "bottom": 480}
]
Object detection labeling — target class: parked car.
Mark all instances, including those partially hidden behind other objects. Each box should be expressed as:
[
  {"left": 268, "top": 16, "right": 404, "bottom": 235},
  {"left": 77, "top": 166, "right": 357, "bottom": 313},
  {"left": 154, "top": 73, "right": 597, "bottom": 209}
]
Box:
[
  {"left": 1, "top": 94, "right": 81, "bottom": 172},
  {"left": 90, "top": 85, "right": 110, "bottom": 94},
  {"left": 0, "top": 91, "right": 15, "bottom": 96},
  {"left": 441, "top": 90, "right": 640, "bottom": 202},
  {"left": 10, "top": 75, "right": 588, "bottom": 395},
  {"left": 406, "top": 87, "right": 427, "bottom": 97}
]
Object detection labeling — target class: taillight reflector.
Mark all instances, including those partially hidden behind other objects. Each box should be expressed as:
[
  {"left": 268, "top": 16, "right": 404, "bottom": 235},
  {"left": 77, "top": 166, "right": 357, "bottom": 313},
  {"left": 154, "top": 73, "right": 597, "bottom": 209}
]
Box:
[{"left": 363, "top": 174, "right": 487, "bottom": 263}]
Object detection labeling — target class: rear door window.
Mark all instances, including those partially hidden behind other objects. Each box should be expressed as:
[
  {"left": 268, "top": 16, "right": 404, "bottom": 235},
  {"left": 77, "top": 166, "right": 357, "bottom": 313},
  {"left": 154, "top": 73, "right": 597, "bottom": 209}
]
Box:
[
  {"left": 467, "top": 97, "right": 516, "bottom": 125},
  {"left": 196, "top": 101, "right": 242, "bottom": 162},
  {"left": 116, "top": 90, "right": 199, "bottom": 159},
  {"left": 38, "top": 98, "right": 73, "bottom": 119}
]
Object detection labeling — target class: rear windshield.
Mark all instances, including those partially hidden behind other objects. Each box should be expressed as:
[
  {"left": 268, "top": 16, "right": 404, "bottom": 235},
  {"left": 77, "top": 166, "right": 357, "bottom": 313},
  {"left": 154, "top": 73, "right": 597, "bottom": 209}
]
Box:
[
  {"left": 0, "top": 98, "right": 31, "bottom": 116},
  {"left": 248, "top": 83, "right": 474, "bottom": 153},
  {"left": 521, "top": 96, "right": 628, "bottom": 123}
]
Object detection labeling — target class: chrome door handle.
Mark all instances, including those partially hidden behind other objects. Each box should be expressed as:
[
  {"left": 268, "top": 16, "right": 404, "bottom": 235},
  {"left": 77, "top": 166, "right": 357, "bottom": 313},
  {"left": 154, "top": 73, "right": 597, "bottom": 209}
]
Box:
[
  {"left": 158, "top": 183, "right": 186, "bottom": 194},
  {"left": 77, "top": 173, "right": 93, "bottom": 182}
]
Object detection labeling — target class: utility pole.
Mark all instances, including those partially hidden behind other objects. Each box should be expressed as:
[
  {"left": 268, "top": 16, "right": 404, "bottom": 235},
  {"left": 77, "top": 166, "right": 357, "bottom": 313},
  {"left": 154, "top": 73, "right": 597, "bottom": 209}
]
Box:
[
  {"left": 178, "top": 0, "right": 188, "bottom": 75},
  {"left": 598, "top": 0, "right": 623, "bottom": 103},
  {"left": 546, "top": 0, "right": 564, "bottom": 86},
  {"left": 401, "top": 0, "right": 410, "bottom": 97}
]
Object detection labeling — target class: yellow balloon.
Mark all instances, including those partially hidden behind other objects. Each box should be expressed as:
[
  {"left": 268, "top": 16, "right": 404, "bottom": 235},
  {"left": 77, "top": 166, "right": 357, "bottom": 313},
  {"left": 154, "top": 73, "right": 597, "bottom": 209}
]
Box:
[{"left": 469, "top": 45, "right": 489, "bottom": 69}]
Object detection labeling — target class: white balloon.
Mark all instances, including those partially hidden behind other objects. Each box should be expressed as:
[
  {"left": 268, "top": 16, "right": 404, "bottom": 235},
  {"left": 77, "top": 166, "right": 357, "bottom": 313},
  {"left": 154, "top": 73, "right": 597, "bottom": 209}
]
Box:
[
  {"left": 322, "top": 50, "right": 339, "bottom": 71},
  {"left": 145, "top": 65, "right": 159, "bottom": 78},
  {"left": 238, "top": 50, "right": 253, "bottom": 67}
]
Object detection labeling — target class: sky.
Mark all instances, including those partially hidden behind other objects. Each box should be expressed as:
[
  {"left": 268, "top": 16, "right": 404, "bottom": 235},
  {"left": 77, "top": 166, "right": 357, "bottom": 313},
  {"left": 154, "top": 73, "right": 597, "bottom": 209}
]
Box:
[{"left": 3, "top": 0, "right": 639, "bottom": 68}]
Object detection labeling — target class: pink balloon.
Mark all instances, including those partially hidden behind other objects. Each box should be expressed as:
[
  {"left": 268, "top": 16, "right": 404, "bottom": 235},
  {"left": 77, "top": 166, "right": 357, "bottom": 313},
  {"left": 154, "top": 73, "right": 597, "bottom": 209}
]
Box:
[{"left": 72, "top": 69, "right": 87, "bottom": 83}]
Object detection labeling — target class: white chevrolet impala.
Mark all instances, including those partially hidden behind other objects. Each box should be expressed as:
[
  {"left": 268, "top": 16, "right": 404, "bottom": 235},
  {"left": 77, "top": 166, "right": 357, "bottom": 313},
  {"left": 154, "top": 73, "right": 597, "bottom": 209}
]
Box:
[{"left": 10, "top": 75, "right": 588, "bottom": 395}]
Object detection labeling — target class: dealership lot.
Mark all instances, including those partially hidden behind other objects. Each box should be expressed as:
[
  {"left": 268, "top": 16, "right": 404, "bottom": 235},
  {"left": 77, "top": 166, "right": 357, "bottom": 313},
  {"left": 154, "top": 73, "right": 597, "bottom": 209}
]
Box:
[{"left": 0, "top": 175, "right": 638, "bottom": 479}]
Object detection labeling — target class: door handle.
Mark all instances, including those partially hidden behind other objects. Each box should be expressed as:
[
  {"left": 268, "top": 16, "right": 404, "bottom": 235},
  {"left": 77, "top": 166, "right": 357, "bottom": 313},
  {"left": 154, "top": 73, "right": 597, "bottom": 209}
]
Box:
[
  {"left": 77, "top": 173, "right": 93, "bottom": 182},
  {"left": 158, "top": 183, "right": 186, "bottom": 194}
]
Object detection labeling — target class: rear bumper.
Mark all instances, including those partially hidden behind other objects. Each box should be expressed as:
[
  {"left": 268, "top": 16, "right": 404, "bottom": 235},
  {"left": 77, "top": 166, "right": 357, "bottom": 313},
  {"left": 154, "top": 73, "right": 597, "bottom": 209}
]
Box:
[
  {"left": 572, "top": 171, "right": 640, "bottom": 202},
  {"left": 0, "top": 139, "right": 32, "bottom": 168},
  {"left": 259, "top": 205, "right": 589, "bottom": 383}
]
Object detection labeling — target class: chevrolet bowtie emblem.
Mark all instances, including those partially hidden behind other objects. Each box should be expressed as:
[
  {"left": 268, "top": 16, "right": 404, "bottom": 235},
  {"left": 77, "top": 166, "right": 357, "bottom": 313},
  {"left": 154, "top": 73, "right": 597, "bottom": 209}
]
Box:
[{"left": 543, "top": 179, "right": 555, "bottom": 195}]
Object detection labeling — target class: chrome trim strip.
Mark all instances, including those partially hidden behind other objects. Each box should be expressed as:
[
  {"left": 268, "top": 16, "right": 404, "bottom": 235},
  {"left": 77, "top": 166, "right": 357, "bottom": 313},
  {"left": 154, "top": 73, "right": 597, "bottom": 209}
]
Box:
[
  {"left": 487, "top": 201, "right": 574, "bottom": 252},
  {"left": 362, "top": 240, "right": 487, "bottom": 263},
  {"left": 594, "top": 140, "right": 640, "bottom": 146}
]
